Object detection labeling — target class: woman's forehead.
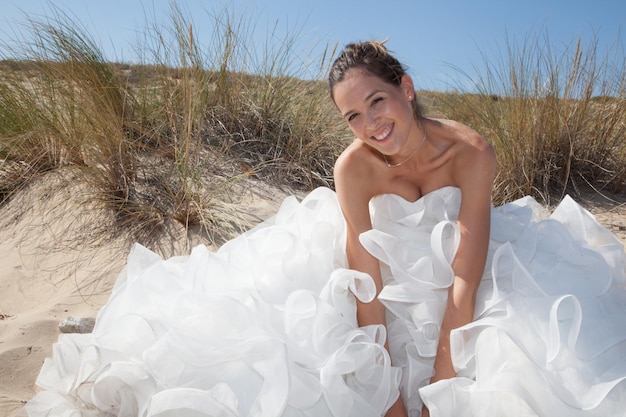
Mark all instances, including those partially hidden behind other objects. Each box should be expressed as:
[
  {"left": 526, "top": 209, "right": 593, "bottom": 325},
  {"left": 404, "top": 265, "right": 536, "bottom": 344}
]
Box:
[{"left": 333, "top": 69, "right": 395, "bottom": 108}]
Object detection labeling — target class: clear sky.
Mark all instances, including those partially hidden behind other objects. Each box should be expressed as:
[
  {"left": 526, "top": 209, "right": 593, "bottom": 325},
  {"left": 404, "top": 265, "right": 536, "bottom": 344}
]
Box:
[{"left": 0, "top": 0, "right": 624, "bottom": 91}]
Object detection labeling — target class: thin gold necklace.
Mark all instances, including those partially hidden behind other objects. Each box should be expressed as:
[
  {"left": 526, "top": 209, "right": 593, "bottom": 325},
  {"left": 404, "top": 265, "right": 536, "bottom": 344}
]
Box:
[{"left": 383, "top": 126, "right": 427, "bottom": 168}]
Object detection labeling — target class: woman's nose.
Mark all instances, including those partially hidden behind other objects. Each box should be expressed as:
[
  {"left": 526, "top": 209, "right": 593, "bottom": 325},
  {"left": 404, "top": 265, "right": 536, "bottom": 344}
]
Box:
[{"left": 364, "top": 110, "right": 379, "bottom": 129}]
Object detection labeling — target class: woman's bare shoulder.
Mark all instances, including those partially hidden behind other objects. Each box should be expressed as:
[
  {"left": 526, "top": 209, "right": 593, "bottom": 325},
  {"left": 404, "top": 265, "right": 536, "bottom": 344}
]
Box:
[
  {"left": 430, "top": 118, "right": 490, "bottom": 149},
  {"left": 335, "top": 141, "right": 376, "bottom": 182},
  {"left": 334, "top": 141, "right": 382, "bottom": 204},
  {"left": 424, "top": 118, "right": 495, "bottom": 189},
  {"left": 443, "top": 123, "right": 495, "bottom": 189}
]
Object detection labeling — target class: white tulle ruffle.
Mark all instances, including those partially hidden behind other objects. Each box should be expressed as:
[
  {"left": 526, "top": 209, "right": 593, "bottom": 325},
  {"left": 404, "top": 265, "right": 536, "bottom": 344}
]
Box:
[{"left": 26, "top": 186, "right": 626, "bottom": 417}]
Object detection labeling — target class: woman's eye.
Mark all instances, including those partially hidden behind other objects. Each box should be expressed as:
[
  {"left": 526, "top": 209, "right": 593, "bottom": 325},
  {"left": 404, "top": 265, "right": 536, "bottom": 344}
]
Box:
[
  {"left": 372, "top": 97, "right": 384, "bottom": 105},
  {"left": 347, "top": 113, "right": 358, "bottom": 122}
]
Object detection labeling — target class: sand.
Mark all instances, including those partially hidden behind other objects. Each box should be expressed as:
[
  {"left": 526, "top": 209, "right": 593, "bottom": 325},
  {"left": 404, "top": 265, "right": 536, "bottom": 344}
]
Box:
[{"left": 0, "top": 171, "right": 624, "bottom": 417}]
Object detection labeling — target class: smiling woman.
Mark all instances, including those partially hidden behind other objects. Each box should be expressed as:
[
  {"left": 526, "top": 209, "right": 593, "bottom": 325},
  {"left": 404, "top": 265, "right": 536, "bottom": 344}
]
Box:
[
  {"left": 24, "top": 41, "right": 626, "bottom": 417},
  {"left": 330, "top": 41, "right": 497, "bottom": 417},
  {"left": 329, "top": 40, "right": 626, "bottom": 417}
]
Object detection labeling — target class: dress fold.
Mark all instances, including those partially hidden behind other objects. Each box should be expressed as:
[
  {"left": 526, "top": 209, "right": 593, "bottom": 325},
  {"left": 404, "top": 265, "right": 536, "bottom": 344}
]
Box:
[{"left": 25, "top": 187, "right": 626, "bottom": 417}]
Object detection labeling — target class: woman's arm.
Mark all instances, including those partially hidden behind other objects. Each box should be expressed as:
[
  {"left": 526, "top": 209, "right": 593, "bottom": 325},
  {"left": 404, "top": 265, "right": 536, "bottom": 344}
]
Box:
[
  {"left": 334, "top": 152, "right": 409, "bottom": 417},
  {"left": 423, "top": 142, "right": 496, "bottom": 416},
  {"left": 334, "top": 149, "right": 387, "bottom": 328}
]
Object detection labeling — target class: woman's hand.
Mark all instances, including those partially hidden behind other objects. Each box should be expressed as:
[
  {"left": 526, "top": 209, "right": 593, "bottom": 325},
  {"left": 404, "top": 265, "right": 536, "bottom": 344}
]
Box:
[{"left": 385, "top": 397, "right": 408, "bottom": 417}]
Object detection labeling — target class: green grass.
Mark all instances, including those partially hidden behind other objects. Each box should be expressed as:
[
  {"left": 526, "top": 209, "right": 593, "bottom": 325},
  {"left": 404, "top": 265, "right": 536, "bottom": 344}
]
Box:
[{"left": 0, "top": 4, "right": 624, "bottom": 246}]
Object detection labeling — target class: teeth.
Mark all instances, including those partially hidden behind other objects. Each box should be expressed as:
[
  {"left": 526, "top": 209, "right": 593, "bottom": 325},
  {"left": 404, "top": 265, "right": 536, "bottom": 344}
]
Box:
[{"left": 375, "top": 126, "right": 391, "bottom": 140}]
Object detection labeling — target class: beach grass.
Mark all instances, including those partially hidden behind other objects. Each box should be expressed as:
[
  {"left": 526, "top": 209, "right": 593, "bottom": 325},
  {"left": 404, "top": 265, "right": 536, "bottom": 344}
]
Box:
[
  {"left": 0, "top": 4, "right": 350, "bottom": 244},
  {"left": 0, "top": 4, "right": 624, "bottom": 243},
  {"left": 430, "top": 34, "right": 626, "bottom": 205}
]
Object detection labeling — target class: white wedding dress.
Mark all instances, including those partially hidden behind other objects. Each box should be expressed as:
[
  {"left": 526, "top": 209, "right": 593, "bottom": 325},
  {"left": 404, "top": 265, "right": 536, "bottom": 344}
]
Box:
[{"left": 25, "top": 186, "right": 626, "bottom": 417}]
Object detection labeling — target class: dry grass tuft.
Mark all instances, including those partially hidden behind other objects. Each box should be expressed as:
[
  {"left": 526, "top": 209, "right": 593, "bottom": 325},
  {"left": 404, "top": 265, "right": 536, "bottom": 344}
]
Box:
[
  {"left": 434, "top": 35, "right": 625, "bottom": 205},
  {"left": 0, "top": 3, "right": 350, "bottom": 246}
]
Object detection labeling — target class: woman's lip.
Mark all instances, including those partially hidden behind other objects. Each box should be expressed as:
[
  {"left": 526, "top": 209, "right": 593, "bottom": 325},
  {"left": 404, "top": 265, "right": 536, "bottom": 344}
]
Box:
[{"left": 373, "top": 124, "right": 393, "bottom": 141}]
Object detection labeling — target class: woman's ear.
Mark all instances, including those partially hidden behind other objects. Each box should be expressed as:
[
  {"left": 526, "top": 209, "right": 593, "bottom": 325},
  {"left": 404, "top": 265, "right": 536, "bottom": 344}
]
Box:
[{"left": 400, "top": 74, "right": 415, "bottom": 101}]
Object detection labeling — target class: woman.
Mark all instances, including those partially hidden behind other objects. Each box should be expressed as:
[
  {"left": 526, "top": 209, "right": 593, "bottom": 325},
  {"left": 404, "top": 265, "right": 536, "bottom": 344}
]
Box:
[
  {"left": 26, "top": 42, "right": 626, "bottom": 417},
  {"left": 329, "top": 41, "right": 495, "bottom": 417}
]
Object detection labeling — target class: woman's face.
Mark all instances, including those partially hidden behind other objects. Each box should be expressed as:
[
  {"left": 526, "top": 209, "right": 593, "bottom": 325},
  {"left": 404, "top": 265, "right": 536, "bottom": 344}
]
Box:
[{"left": 332, "top": 68, "right": 416, "bottom": 156}]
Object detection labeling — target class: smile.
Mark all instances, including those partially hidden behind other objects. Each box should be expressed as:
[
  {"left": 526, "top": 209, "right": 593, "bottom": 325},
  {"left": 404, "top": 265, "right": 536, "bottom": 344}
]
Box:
[{"left": 374, "top": 125, "right": 393, "bottom": 141}]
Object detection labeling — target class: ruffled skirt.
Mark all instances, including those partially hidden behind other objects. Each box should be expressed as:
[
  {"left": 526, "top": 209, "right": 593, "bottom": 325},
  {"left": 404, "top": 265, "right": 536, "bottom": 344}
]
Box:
[{"left": 25, "top": 187, "right": 626, "bottom": 417}]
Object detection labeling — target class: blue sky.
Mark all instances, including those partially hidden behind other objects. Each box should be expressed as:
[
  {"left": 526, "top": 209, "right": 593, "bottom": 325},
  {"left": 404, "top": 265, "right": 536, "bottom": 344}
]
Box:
[{"left": 0, "top": 0, "right": 623, "bottom": 91}]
